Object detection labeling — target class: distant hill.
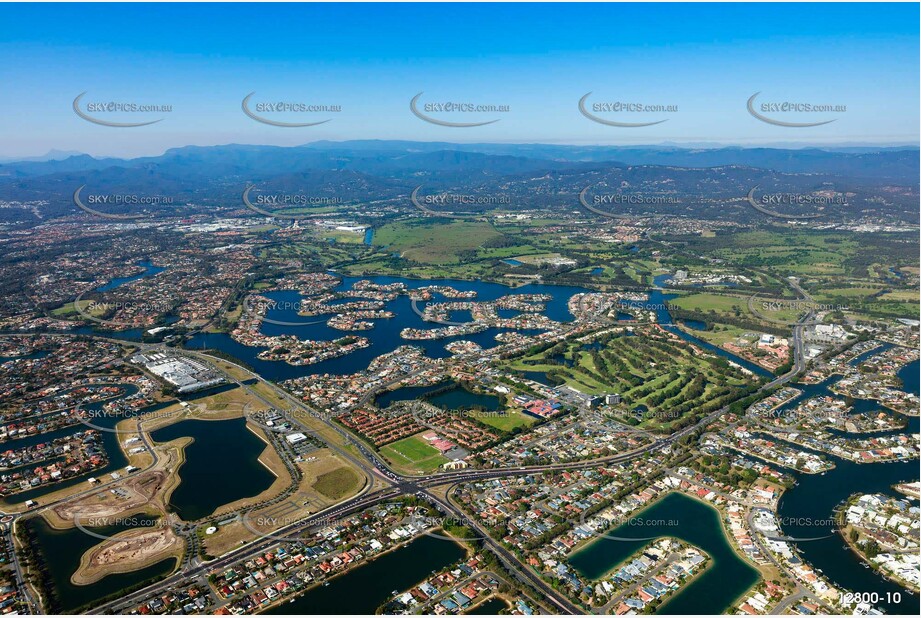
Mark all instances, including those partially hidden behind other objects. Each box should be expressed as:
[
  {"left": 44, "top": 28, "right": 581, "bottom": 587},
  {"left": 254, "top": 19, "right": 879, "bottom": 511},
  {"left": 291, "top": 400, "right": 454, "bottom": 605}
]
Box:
[
  {"left": 0, "top": 142, "right": 916, "bottom": 225},
  {"left": 302, "top": 141, "right": 920, "bottom": 182},
  {"left": 0, "top": 149, "right": 87, "bottom": 163}
]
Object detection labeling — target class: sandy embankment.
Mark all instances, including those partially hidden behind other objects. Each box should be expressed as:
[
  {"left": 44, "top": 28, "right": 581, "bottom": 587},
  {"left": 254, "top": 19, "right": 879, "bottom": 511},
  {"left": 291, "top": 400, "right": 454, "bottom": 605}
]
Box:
[
  {"left": 48, "top": 470, "right": 168, "bottom": 527},
  {"left": 72, "top": 525, "right": 182, "bottom": 585}
]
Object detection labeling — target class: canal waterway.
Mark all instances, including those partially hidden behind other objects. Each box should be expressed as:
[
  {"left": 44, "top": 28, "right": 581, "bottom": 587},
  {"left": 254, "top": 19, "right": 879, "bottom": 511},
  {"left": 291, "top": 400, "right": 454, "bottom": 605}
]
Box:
[
  {"left": 2, "top": 387, "right": 178, "bottom": 507},
  {"left": 467, "top": 596, "right": 511, "bottom": 614},
  {"left": 773, "top": 358, "right": 919, "bottom": 614},
  {"left": 375, "top": 382, "right": 501, "bottom": 411},
  {"left": 185, "top": 275, "right": 588, "bottom": 381},
  {"left": 150, "top": 417, "right": 277, "bottom": 521},
  {"left": 568, "top": 491, "right": 759, "bottom": 614},
  {"left": 184, "top": 274, "right": 773, "bottom": 380},
  {"left": 45, "top": 273, "right": 918, "bottom": 610},
  {"left": 266, "top": 533, "right": 466, "bottom": 614},
  {"left": 95, "top": 260, "right": 165, "bottom": 292},
  {"left": 23, "top": 515, "right": 176, "bottom": 613}
]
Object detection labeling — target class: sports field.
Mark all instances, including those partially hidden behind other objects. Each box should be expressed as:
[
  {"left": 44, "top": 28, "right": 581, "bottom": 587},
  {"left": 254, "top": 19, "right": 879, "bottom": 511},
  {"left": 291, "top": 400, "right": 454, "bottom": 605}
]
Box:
[{"left": 380, "top": 433, "right": 449, "bottom": 473}]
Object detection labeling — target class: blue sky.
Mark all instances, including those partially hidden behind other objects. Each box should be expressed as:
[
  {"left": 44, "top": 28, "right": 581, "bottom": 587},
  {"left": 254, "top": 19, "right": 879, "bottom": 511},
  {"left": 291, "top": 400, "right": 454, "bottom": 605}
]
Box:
[{"left": 0, "top": 2, "right": 917, "bottom": 157}]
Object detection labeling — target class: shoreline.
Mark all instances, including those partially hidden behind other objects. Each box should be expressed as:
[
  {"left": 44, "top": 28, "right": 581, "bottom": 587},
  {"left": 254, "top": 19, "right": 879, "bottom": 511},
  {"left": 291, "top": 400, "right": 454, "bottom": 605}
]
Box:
[
  {"left": 585, "top": 538, "right": 715, "bottom": 612},
  {"left": 655, "top": 551, "right": 714, "bottom": 614},
  {"left": 567, "top": 489, "right": 765, "bottom": 606},
  {"left": 70, "top": 525, "right": 183, "bottom": 587},
  {"left": 252, "top": 526, "right": 472, "bottom": 615},
  {"left": 838, "top": 523, "right": 920, "bottom": 595},
  {"left": 138, "top": 412, "right": 294, "bottom": 524},
  {"left": 661, "top": 490, "right": 774, "bottom": 613}
]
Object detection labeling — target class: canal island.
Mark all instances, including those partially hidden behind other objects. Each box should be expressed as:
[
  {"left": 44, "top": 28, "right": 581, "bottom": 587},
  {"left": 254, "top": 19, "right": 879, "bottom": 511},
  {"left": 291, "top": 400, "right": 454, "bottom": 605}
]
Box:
[{"left": 3, "top": 260, "right": 918, "bottom": 615}]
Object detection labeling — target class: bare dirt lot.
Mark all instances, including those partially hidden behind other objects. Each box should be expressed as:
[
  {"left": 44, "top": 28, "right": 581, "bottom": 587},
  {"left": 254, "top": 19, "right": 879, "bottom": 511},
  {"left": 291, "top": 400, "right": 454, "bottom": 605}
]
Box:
[
  {"left": 72, "top": 525, "right": 182, "bottom": 585},
  {"left": 48, "top": 470, "right": 168, "bottom": 526}
]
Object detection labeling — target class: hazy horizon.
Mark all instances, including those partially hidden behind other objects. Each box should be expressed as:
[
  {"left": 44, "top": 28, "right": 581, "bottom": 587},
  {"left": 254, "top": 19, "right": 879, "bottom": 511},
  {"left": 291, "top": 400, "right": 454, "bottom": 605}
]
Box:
[{"left": 3, "top": 138, "right": 920, "bottom": 163}]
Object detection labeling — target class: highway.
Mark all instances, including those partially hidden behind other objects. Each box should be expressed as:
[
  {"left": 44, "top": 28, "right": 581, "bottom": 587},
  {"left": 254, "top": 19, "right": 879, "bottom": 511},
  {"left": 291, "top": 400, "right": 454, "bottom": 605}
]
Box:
[
  {"left": 12, "top": 274, "right": 818, "bottom": 614},
  {"left": 428, "top": 493, "right": 582, "bottom": 614},
  {"left": 89, "top": 333, "right": 809, "bottom": 615}
]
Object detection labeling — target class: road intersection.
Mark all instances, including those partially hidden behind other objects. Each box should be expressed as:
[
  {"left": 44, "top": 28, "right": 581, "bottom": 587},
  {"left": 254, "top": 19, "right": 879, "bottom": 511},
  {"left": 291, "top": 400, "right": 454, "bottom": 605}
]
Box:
[{"left": 5, "top": 277, "right": 816, "bottom": 615}]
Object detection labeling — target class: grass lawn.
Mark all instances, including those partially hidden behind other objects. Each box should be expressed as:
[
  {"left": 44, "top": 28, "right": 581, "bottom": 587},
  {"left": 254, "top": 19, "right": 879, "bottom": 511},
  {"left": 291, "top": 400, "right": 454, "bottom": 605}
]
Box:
[
  {"left": 877, "top": 290, "right": 919, "bottom": 302},
  {"left": 671, "top": 292, "right": 806, "bottom": 324},
  {"left": 374, "top": 220, "right": 502, "bottom": 264},
  {"left": 476, "top": 246, "right": 542, "bottom": 260},
  {"left": 51, "top": 299, "right": 104, "bottom": 318},
  {"left": 504, "top": 325, "right": 752, "bottom": 430},
  {"left": 380, "top": 434, "right": 448, "bottom": 473},
  {"left": 477, "top": 408, "right": 536, "bottom": 432},
  {"left": 667, "top": 293, "right": 749, "bottom": 314},
  {"left": 815, "top": 287, "right": 885, "bottom": 299},
  {"left": 677, "top": 323, "right": 756, "bottom": 346},
  {"left": 319, "top": 229, "right": 366, "bottom": 244},
  {"left": 50, "top": 304, "right": 78, "bottom": 317},
  {"left": 505, "top": 359, "right": 608, "bottom": 394},
  {"left": 312, "top": 467, "right": 362, "bottom": 500}
]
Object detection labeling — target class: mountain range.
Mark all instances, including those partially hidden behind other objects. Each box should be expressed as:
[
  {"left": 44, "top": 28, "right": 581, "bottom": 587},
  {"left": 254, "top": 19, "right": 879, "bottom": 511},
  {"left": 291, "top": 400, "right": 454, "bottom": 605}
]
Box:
[{"left": 0, "top": 142, "right": 916, "bottom": 225}]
